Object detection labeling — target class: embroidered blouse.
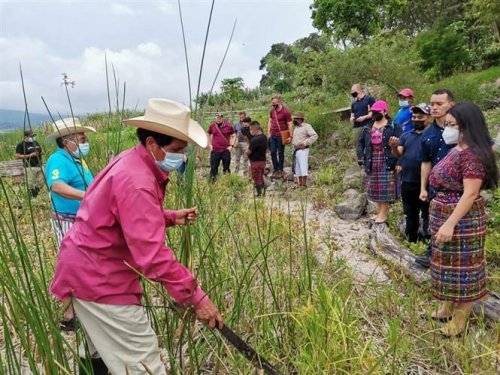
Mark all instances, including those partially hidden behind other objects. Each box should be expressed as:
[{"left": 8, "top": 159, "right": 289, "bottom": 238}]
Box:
[{"left": 429, "top": 147, "right": 486, "bottom": 192}]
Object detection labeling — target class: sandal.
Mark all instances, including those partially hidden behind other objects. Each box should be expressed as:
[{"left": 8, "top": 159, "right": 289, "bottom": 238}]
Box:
[{"left": 424, "top": 312, "right": 453, "bottom": 322}]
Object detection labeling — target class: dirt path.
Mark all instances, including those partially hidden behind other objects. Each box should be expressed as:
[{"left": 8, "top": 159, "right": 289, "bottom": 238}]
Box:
[{"left": 266, "top": 195, "right": 390, "bottom": 284}]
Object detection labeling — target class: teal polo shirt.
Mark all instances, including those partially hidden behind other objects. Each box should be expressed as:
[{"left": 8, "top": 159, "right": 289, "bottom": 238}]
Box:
[{"left": 45, "top": 148, "right": 94, "bottom": 215}]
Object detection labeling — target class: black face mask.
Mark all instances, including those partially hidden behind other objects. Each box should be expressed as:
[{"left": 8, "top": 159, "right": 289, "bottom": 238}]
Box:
[
  {"left": 351, "top": 92, "right": 358, "bottom": 98},
  {"left": 372, "top": 112, "right": 384, "bottom": 122},
  {"left": 272, "top": 104, "right": 279, "bottom": 110},
  {"left": 413, "top": 120, "right": 425, "bottom": 130}
]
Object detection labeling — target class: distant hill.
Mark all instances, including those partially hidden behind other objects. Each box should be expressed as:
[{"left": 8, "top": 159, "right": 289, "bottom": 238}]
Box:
[{"left": 0, "top": 109, "right": 51, "bottom": 133}]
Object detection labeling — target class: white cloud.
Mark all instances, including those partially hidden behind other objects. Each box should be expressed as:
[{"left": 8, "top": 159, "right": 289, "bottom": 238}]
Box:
[
  {"left": 158, "top": 1, "right": 175, "bottom": 15},
  {"left": 0, "top": 35, "right": 262, "bottom": 114},
  {"left": 137, "top": 42, "right": 162, "bottom": 57},
  {"left": 110, "top": 3, "right": 136, "bottom": 16}
]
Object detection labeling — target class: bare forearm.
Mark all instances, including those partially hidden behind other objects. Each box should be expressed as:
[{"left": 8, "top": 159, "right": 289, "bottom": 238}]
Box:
[
  {"left": 51, "top": 182, "right": 85, "bottom": 200},
  {"left": 391, "top": 146, "right": 402, "bottom": 158},
  {"left": 444, "top": 193, "right": 478, "bottom": 228},
  {"left": 420, "top": 162, "right": 431, "bottom": 191}
]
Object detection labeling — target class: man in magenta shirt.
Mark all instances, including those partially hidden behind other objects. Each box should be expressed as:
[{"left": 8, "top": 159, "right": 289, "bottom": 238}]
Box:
[
  {"left": 267, "top": 95, "right": 293, "bottom": 178},
  {"left": 207, "top": 112, "right": 236, "bottom": 181},
  {"left": 50, "top": 99, "right": 223, "bottom": 375}
]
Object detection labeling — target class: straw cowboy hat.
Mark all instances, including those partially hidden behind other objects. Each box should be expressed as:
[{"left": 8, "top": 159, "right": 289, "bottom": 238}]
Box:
[
  {"left": 46, "top": 117, "right": 96, "bottom": 143},
  {"left": 123, "top": 99, "right": 208, "bottom": 148}
]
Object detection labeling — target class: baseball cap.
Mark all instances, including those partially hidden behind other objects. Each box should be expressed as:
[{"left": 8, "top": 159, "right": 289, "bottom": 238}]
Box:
[
  {"left": 293, "top": 111, "right": 305, "bottom": 119},
  {"left": 371, "top": 100, "right": 389, "bottom": 112},
  {"left": 411, "top": 103, "right": 431, "bottom": 115},
  {"left": 215, "top": 112, "right": 224, "bottom": 117},
  {"left": 398, "top": 88, "right": 414, "bottom": 97}
]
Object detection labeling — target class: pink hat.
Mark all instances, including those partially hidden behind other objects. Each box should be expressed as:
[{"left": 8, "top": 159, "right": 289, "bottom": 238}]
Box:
[
  {"left": 398, "top": 88, "right": 414, "bottom": 97},
  {"left": 371, "top": 100, "right": 388, "bottom": 112}
]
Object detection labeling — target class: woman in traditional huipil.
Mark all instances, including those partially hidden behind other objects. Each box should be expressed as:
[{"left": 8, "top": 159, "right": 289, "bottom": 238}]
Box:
[
  {"left": 356, "top": 100, "right": 401, "bottom": 224},
  {"left": 428, "top": 102, "right": 498, "bottom": 336}
]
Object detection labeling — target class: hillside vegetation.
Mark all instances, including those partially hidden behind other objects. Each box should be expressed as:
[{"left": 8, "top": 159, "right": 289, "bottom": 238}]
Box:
[{"left": 0, "top": 66, "right": 499, "bottom": 373}]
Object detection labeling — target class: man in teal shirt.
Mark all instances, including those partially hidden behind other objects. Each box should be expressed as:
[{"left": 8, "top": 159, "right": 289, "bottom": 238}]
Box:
[{"left": 45, "top": 117, "right": 96, "bottom": 331}]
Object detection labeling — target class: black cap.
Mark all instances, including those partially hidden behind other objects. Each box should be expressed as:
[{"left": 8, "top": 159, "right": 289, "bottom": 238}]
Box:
[{"left": 24, "top": 130, "right": 35, "bottom": 137}]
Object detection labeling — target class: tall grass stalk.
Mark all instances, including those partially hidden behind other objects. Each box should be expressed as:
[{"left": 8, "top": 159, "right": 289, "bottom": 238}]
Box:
[
  {"left": 177, "top": 0, "right": 193, "bottom": 110},
  {"left": 198, "top": 18, "right": 237, "bottom": 126},
  {"left": 194, "top": 0, "right": 216, "bottom": 115}
]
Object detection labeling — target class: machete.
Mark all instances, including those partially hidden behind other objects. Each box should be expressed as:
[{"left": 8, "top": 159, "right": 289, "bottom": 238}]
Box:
[{"left": 217, "top": 325, "right": 283, "bottom": 375}]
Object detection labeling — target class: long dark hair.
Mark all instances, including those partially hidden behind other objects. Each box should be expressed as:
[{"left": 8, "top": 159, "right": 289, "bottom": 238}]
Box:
[{"left": 449, "top": 102, "right": 498, "bottom": 189}]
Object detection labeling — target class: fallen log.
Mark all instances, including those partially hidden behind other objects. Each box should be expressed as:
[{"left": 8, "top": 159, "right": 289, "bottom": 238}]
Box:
[{"left": 368, "top": 225, "right": 500, "bottom": 322}]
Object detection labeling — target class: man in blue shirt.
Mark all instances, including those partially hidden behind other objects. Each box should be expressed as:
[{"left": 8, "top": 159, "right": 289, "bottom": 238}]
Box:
[
  {"left": 393, "top": 88, "right": 414, "bottom": 133},
  {"left": 415, "top": 89, "right": 455, "bottom": 268},
  {"left": 350, "top": 83, "right": 375, "bottom": 144},
  {"left": 390, "top": 103, "right": 432, "bottom": 242},
  {"left": 45, "top": 117, "right": 95, "bottom": 330}
]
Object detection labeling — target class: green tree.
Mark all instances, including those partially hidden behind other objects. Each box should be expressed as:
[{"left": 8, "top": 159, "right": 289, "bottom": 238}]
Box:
[
  {"left": 310, "top": 0, "right": 382, "bottom": 47},
  {"left": 415, "top": 21, "right": 472, "bottom": 79},
  {"left": 220, "top": 77, "right": 245, "bottom": 105},
  {"left": 470, "top": 0, "right": 500, "bottom": 42}
]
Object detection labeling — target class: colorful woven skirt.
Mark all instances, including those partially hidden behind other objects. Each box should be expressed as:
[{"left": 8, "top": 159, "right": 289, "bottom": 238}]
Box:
[
  {"left": 429, "top": 192, "right": 487, "bottom": 302},
  {"left": 366, "top": 144, "right": 400, "bottom": 203}
]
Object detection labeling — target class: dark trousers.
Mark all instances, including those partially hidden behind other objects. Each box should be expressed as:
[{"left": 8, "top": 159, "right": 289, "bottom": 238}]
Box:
[
  {"left": 401, "top": 181, "right": 430, "bottom": 242},
  {"left": 269, "top": 135, "right": 285, "bottom": 171},
  {"left": 250, "top": 160, "right": 266, "bottom": 187},
  {"left": 210, "top": 150, "right": 230, "bottom": 180}
]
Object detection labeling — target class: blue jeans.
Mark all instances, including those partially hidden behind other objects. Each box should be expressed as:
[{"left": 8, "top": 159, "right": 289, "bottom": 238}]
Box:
[{"left": 269, "top": 135, "right": 285, "bottom": 171}]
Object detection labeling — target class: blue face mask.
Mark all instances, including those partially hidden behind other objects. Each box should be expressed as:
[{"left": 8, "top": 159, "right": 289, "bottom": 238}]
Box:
[
  {"left": 156, "top": 150, "right": 184, "bottom": 172},
  {"left": 399, "top": 99, "right": 410, "bottom": 108},
  {"left": 69, "top": 141, "right": 90, "bottom": 158}
]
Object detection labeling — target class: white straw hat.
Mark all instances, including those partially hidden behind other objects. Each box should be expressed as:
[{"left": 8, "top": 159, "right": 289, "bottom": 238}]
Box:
[
  {"left": 46, "top": 117, "right": 96, "bottom": 143},
  {"left": 122, "top": 98, "right": 208, "bottom": 148}
]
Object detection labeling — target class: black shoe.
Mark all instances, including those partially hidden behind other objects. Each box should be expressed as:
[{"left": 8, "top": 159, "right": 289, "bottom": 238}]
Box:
[
  {"left": 29, "top": 188, "right": 39, "bottom": 198},
  {"left": 60, "top": 317, "right": 78, "bottom": 332},
  {"left": 415, "top": 255, "right": 430, "bottom": 269},
  {"left": 79, "top": 357, "right": 109, "bottom": 375}
]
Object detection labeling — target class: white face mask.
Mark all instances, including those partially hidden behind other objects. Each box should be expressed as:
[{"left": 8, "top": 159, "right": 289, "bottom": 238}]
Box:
[{"left": 442, "top": 127, "right": 459, "bottom": 145}]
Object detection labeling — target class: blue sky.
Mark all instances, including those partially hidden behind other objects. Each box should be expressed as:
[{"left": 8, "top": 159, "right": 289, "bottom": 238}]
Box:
[{"left": 1, "top": 0, "right": 315, "bottom": 113}]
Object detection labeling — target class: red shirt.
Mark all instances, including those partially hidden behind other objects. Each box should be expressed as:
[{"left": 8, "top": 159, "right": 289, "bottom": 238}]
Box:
[
  {"left": 208, "top": 122, "right": 235, "bottom": 152},
  {"left": 269, "top": 106, "right": 292, "bottom": 136},
  {"left": 50, "top": 145, "right": 207, "bottom": 307}
]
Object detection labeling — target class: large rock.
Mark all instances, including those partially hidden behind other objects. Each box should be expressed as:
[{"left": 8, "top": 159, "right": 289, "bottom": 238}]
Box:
[
  {"left": 329, "top": 132, "right": 341, "bottom": 145},
  {"left": 366, "top": 200, "right": 378, "bottom": 215},
  {"left": 481, "top": 190, "right": 493, "bottom": 204},
  {"left": 334, "top": 189, "right": 367, "bottom": 221},
  {"left": 342, "top": 166, "right": 365, "bottom": 189},
  {"left": 323, "top": 155, "right": 339, "bottom": 165}
]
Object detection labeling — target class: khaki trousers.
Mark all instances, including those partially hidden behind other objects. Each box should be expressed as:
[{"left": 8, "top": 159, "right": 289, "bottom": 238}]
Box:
[
  {"left": 352, "top": 126, "right": 363, "bottom": 147},
  {"left": 233, "top": 141, "right": 249, "bottom": 173},
  {"left": 26, "top": 166, "right": 44, "bottom": 189},
  {"left": 73, "top": 298, "right": 166, "bottom": 375}
]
